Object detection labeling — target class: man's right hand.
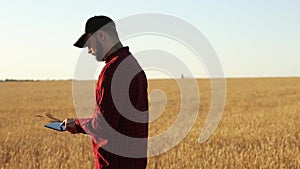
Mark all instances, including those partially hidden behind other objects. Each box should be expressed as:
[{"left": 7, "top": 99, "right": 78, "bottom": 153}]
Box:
[{"left": 61, "top": 118, "right": 77, "bottom": 134}]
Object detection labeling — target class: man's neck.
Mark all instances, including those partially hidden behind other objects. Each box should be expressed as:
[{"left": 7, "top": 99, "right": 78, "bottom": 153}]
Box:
[{"left": 103, "top": 42, "right": 123, "bottom": 61}]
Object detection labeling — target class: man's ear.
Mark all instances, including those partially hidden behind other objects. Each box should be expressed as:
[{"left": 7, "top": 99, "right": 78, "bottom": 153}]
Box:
[{"left": 95, "top": 30, "right": 106, "bottom": 41}]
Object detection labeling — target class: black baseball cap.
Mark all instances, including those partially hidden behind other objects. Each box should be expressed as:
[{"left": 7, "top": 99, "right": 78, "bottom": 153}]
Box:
[{"left": 74, "top": 15, "right": 115, "bottom": 48}]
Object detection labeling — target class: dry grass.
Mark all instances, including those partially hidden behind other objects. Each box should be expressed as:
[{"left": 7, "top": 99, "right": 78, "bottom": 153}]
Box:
[{"left": 0, "top": 78, "right": 299, "bottom": 168}]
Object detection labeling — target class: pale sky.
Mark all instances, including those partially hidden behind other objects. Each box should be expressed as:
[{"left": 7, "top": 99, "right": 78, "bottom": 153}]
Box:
[{"left": 0, "top": 0, "right": 299, "bottom": 80}]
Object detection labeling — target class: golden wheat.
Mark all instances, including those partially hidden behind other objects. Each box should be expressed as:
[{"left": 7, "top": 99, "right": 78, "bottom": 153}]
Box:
[{"left": 0, "top": 78, "right": 299, "bottom": 168}]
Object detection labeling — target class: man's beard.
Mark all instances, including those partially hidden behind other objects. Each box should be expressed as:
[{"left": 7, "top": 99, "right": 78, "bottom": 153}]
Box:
[
  {"left": 95, "top": 52, "right": 103, "bottom": 62},
  {"left": 95, "top": 39, "right": 104, "bottom": 62}
]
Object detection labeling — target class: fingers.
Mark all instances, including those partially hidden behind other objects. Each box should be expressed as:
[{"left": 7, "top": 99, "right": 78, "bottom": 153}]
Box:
[
  {"left": 62, "top": 118, "right": 77, "bottom": 134},
  {"left": 60, "top": 119, "right": 66, "bottom": 126}
]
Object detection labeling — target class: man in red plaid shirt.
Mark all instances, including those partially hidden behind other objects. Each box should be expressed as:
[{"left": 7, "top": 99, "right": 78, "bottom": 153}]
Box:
[{"left": 62, "top": 16, "right": 149, "bottom": 169}]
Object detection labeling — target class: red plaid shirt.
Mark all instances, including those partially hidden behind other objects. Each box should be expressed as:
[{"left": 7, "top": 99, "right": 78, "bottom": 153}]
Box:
[{"left": 75, "top": 47, "right": 149, "bottom": 169}]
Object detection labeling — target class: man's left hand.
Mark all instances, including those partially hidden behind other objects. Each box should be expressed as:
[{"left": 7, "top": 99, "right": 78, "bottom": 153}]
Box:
[{"left": 61, "top": 118, "right": 77, "bottom": 134}]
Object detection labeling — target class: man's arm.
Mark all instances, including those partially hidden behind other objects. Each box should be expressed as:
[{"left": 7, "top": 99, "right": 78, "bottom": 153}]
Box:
[
  {"left": 61, "top": 118, "right": 87, "bottom": 134},
  {"left": 62, "top": 66, "right": 117, "bottom": 143},
  {"left": 61, "top": 115, "right": 104, "bottom": 136}
]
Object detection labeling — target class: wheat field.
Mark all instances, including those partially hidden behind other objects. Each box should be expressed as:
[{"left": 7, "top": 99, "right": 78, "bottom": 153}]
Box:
[{"left": 0, "top": 78, "right": 299, "bottom": 168}]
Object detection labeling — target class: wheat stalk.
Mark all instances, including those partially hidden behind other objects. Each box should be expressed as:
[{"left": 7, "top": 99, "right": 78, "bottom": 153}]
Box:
[
  {"left": 34, "top": 112, "right": 62, "bottom": 122},
  {"left": 44, "top": 112, "right": 62, "bottom": 122}
]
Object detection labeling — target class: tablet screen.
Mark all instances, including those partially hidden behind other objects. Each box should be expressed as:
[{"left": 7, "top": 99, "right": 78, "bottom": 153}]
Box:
[{"left": 44, "top": 121, "right": 66, "bottom": 132}]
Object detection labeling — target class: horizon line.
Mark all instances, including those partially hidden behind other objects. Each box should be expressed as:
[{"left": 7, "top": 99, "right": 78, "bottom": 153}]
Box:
[{"left": 1, "top": 75, "right": 299, "bottom": 82}]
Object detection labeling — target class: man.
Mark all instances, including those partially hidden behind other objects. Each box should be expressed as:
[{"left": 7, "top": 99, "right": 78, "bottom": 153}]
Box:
[{"left": 62, "top": 16, "right": 149, "bottom": 169}]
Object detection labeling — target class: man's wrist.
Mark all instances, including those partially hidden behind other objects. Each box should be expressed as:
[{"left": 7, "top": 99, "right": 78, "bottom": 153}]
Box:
[{"left": 74, "top": 119, "right": 86, "bottom": 134}]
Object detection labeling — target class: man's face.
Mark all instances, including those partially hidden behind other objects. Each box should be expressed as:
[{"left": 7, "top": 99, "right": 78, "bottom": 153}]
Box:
[{"left": 86, "top": 34, "right": 104, "bottom": 61}]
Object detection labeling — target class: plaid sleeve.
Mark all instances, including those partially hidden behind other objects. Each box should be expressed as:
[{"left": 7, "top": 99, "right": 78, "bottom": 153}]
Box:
[
  {"left": 102, "top": 57, "right": 149, "bottom": 138},
  {"left": 74, "top": 61, "right": 125, "bottom": 142}
]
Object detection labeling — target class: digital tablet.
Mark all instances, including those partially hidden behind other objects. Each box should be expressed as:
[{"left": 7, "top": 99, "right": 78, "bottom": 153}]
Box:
[{"left": 44, "top": 121, "right": 66, "bottom": 132}]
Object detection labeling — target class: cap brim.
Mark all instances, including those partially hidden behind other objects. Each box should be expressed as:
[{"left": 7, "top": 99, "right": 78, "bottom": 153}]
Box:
[{"left": 73, "top": 33, "right": 92, "bottom": 48}]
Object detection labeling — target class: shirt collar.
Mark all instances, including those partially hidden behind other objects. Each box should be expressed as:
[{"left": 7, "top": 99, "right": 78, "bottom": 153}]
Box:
[{"left": 104, "top": 46, "right": 130, "bottom": 63}]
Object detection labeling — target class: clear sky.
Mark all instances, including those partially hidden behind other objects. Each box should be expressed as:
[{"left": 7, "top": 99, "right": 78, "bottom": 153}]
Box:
[{"left": 0, "top": 0, "right": 299, "bottom": 80}]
